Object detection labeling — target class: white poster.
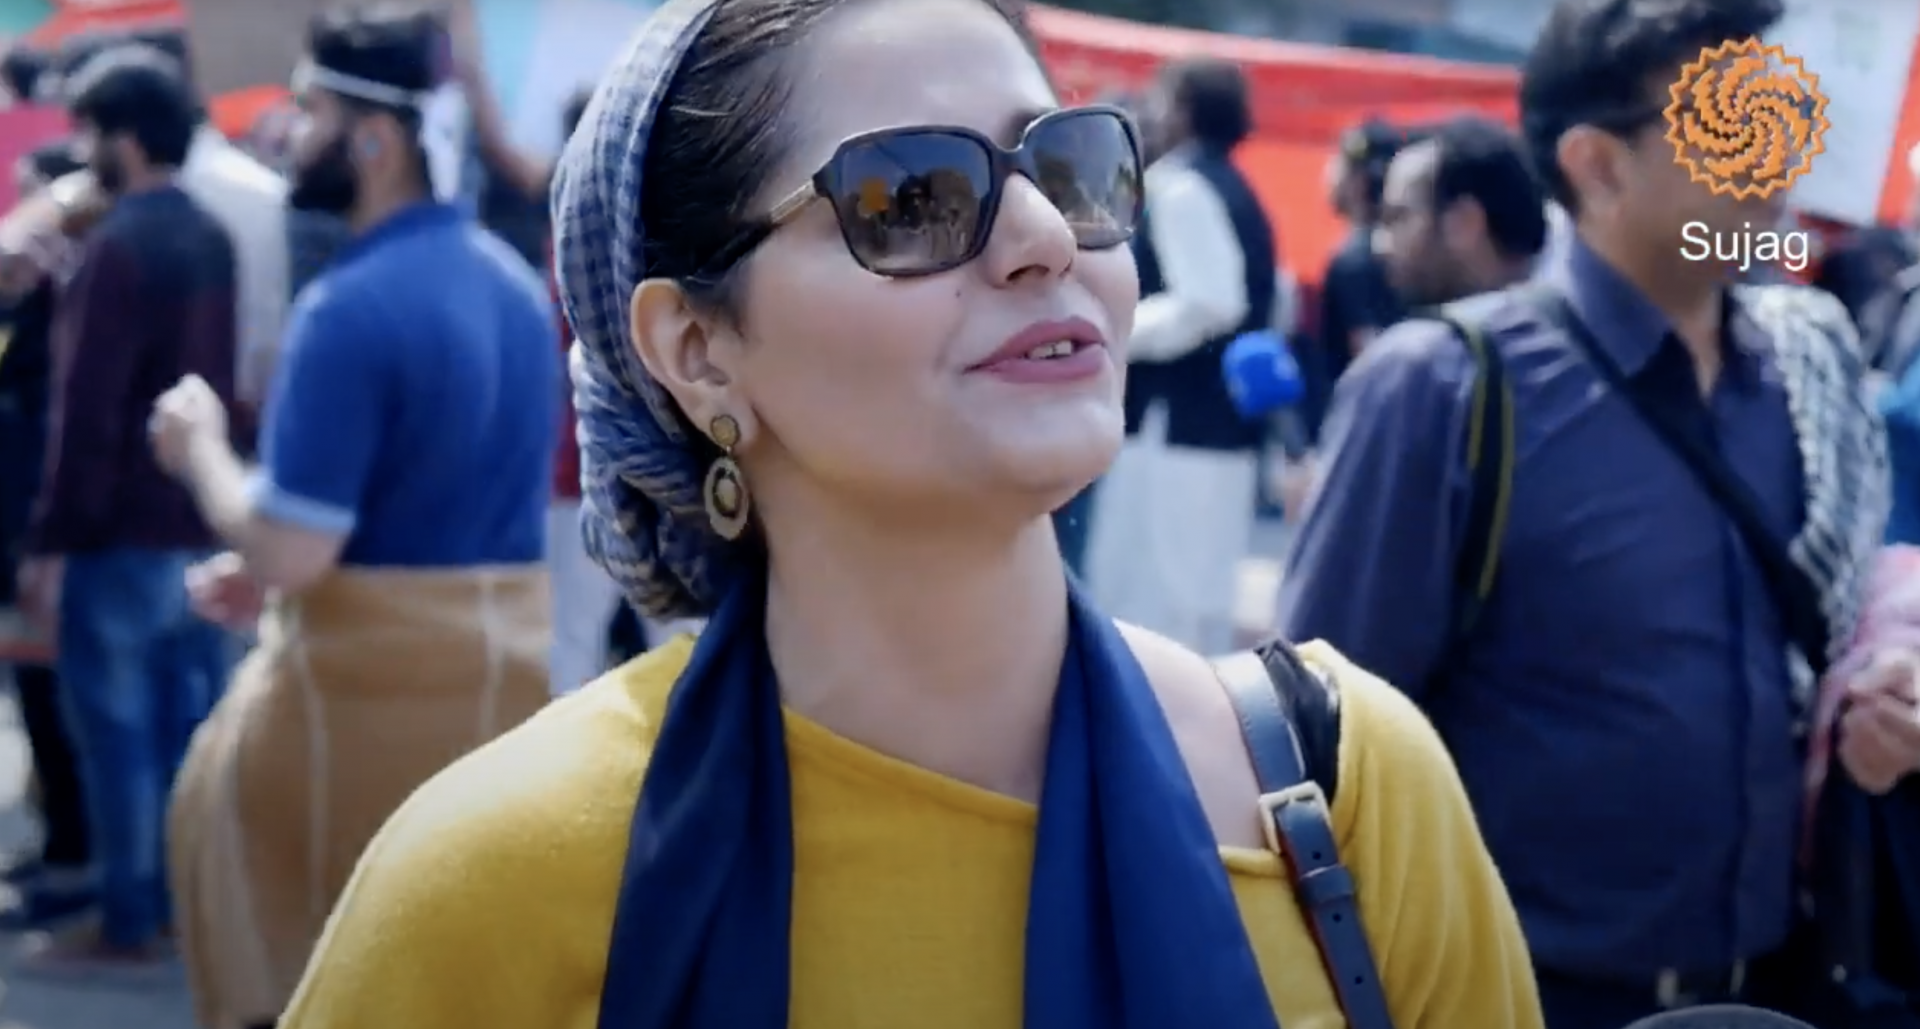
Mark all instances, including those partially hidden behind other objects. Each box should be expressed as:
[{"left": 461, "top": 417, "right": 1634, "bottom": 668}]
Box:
[{"left": 1768, "top": 0, "right": 1920, "bottom": 223}]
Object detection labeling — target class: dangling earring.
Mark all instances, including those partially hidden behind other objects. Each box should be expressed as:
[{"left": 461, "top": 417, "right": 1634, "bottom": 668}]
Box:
[{"left": 703, "top": 413, "right": 750, "bottom": 540}]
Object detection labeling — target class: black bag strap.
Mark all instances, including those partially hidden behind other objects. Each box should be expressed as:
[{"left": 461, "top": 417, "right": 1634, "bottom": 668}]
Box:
[
  {"left": 1213, "top": 642, "right": 1393, "bottom": 1029},
  {"left": 1531, "top": 289, "right": 1830, "bottom": 673},
  {"left": 1432, "top": 309, "right": 1516, "bottom": 646}
]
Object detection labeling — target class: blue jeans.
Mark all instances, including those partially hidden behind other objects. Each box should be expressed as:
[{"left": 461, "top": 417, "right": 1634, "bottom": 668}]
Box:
[{"left": 57, "top": 548, "right": 230, "bottom": 947}]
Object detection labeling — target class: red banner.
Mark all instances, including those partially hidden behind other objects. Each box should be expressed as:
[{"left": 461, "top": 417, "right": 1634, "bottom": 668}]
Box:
[{"left": 0, "top": 105, "right": 73, "bottom": 212}]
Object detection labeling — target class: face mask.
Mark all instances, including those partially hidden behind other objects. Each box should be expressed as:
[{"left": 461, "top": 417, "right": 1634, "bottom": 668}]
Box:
[{"left": 288, "top": 131, "right": 358, "bottom": 216}]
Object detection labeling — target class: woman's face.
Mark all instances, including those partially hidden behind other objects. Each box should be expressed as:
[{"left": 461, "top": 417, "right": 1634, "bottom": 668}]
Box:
[{"left": 707, "top": 0, "right": 1136, "bottom": 526}]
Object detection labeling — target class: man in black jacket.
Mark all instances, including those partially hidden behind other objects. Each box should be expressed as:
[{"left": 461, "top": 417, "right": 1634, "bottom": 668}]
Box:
[{"left": 1083, "top": 58, "right": 1277, "bottom": 653}]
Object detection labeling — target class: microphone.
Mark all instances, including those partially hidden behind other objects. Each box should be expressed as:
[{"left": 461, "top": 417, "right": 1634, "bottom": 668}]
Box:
[
  {"left": 1222, "top": 328, "right": 1303, "bottom": 419},
  {"left": 1222, "top": 328, "right": 1310, "bottom": 460}
]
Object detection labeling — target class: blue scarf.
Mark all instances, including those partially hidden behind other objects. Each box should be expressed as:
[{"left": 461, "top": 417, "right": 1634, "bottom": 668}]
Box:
[{"left": 594, "top": 569, "right": 1284, "bottom": 1027}]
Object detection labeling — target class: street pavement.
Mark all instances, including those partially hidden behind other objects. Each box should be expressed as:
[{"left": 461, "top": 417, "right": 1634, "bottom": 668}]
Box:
[{"left": 0, "top": 516, "right": 1293, "bottom": 1029}]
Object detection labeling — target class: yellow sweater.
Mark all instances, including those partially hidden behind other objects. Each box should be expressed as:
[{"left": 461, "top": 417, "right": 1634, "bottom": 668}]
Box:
[{"left": 281, "top": 638, "right": 1542, "bottom": 1029}]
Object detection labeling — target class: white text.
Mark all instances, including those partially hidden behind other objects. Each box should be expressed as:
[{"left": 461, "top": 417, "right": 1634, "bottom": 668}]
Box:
[{"left": 1678, "top": 220, "right": 1811, "bottom": 273}]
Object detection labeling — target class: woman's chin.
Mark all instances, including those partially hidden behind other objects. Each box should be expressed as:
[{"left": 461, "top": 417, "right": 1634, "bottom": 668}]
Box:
[{"left": 1000, "top": 446, "right": 1115, "bottom": 511}]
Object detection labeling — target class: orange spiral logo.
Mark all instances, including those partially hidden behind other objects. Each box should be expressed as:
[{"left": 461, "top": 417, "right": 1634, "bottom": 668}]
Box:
[{"left": 1664, "top": 38, "right": 1828, "bottom": 199}]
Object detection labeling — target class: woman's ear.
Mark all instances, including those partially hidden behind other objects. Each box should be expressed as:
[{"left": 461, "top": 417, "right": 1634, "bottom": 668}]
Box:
[{"left": 628, "top": 280, "right": 756, "bottom": 445}]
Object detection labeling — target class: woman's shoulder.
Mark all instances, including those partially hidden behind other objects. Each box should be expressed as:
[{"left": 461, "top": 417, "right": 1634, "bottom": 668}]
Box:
[
  {"left": 1121, "top": 629, "right": 1540, "bottom": 1026},
  {"left": 1288, "top": 642, "right": 1457, "bottom": 815},
  {"left": 1119, "top": 625, "right": 1460, "bottom": 844},
  {"left": 281, "top": 642, "right": 698, "bottom": 1026}
]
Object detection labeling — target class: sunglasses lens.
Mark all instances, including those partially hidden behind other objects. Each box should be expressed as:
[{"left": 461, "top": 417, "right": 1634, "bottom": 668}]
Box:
[
  {"left": 1028, "top": 110, "right": 1141, "bottom": 249},
  {"left": 823, "top": 133, "right": 994, "bottom": 276},
  {"left": 818, "top": 109, "right": 1142, "bottom": 276}
]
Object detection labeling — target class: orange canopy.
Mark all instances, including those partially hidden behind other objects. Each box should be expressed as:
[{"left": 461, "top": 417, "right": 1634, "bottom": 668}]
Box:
[
  {"left": 1028, "top": 6, "right": 1521, "bottom": 281},
  {"left": 206, "top": 83, "right": 288, "bottom": 139},
  {"left": 23, "top": 0, "right": 183, "bottom": 46}
]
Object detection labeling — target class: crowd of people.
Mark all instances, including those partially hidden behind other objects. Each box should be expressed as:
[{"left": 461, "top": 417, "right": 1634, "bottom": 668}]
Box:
[
  {"left": 0, "top": 0, "right": 1918, "bottom": 1026},
  {"left": 0, "top": 4, "right": 612, "bottom": 1021}
]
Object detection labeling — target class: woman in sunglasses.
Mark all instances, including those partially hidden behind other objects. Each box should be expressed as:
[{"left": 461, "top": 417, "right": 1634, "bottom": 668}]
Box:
[{"left": 279, "top": 0, "right": 1541, "bottom": 1027}]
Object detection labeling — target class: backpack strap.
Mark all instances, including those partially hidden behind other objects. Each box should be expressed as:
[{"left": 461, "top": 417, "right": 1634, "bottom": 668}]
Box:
[
  {"left": 1432, "top": 309, "right": 1515, "bottom": 647},
  {"left": 1213, "top": 642, "right": 1394, "bottom": 1029}
]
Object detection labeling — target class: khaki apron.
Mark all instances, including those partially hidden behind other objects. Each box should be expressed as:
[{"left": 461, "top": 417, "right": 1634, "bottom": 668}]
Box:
[{"left": 167, "top": 566, "right": 552, "bottom": 1028}]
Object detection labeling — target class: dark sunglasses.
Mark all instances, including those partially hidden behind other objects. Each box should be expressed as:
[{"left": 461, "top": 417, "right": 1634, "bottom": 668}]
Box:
[{"left": 701, "top": 105, "right": 1145, "bottom": 279}]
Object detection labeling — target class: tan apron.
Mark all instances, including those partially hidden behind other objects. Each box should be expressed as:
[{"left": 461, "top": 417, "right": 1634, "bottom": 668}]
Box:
[{"left": 167, "top": 566, "right": 553, "bottom": 1028}]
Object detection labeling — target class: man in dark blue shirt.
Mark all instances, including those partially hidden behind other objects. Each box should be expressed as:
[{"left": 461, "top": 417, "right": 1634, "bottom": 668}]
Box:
[{"left": 1278, "top": 0, "right": 1904, "bottom": 1025}]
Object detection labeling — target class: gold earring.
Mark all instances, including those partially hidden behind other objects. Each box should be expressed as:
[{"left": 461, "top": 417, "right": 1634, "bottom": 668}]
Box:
[{"left": 703, "top": 413, "right": 750, "bottom": 540}]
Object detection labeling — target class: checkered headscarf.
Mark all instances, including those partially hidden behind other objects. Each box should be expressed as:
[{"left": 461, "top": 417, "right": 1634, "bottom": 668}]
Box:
[
  {"left": 1738, "top": 283, "right": 1891, "bottom": 719},
  {"left": 551, "top": 0, "right": 729, "bottom": 620}
]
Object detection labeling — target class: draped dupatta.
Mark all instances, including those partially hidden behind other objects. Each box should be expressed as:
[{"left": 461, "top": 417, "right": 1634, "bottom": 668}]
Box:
[{"left": 594, "top": 569, "right": 1286, "bottom": 1028}]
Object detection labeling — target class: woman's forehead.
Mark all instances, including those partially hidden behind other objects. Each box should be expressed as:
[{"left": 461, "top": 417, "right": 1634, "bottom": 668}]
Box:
[{"left": 786, "top": 0, "right": 1053, "bottom": 155}]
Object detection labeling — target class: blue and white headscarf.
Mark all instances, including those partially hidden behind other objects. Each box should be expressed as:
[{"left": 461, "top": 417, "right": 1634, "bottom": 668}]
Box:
[{"left": 550, "top": 0, "right": 732, "bottom": 621}]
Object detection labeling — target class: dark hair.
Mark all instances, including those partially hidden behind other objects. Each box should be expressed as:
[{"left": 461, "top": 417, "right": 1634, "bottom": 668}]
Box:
[
  {"left": 1424, "top": 116, "right": 1549, "bottom": 259},
  {"left": 1519, "top": 0, "right": 1785, "bottom": 212},
  {"left": 639, "top": 0, "right": 1035, "bottom": 313},
  {"left": 129, "top": 28, "right": 192, "bottom": 80},
  {"left": 1160, "top": 57, "right": 1250, "bottom": 149},
  {"left": 561, "top": 86, "right": 594, "bottom": 139},
  {"left": 56, "top": 31, "right": 121, "bottom": 79},
  {"left": 56, "top": 27, "right": 192, "bottom": 90},
  {"left": 65, "top": 45, "right": 199, "bottom": 167},
  {"left": 22, "top": 139, "right": 85, "bottom": 183},
  {"left": 1815, "top": 227, "right": 1916, "bottom": 330},
  {"left": 308, "top": 3, "right": 440, "bottom": 96},
  {"left": 1335, "top": 118, "right": 1408, "bottom": 214},
  {"left": 307, "top": 3, "right": 442, "bottom": 182},
  {"left": 1, "top": 46, "right": 48, "bottom": 102}
]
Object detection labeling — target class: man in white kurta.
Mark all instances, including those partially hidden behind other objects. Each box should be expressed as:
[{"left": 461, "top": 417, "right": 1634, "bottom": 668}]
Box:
[{"left": 1084, "top": 59, "right": 1274, "bottom": 655}]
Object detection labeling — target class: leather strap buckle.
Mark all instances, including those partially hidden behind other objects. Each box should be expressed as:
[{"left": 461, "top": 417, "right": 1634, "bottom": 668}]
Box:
[{"left": 1257, "top": 781, "right": 1327, "bottom": 856}]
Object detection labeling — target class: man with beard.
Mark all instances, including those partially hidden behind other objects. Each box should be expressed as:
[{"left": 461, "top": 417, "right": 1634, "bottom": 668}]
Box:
[
  {"left": 147, "top": 6, "right": 557, "bottom": 1026},
  {"left": 1082, "top": 58, "right": 1277, "bottom": 654},
  {"left": 12, "top": 46, "right": 235, "bottom": 978},
  {"left": 51, "top": 28, "right": 291, "bottom": 418},
  {"left": 1371, "top": 116, "right": 1547, "bottom": 310},
  {"left": 1279, "top": 0, "right": 1903, "bottom": 1024}
]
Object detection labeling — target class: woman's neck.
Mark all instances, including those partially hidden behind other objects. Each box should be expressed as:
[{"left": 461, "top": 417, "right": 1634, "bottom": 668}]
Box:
[{"left": 760, "top": 509, "right": 1068, "bottom": 801}]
